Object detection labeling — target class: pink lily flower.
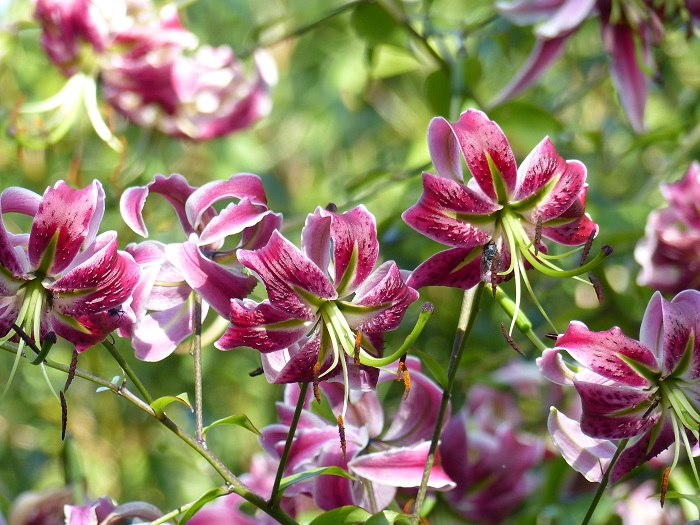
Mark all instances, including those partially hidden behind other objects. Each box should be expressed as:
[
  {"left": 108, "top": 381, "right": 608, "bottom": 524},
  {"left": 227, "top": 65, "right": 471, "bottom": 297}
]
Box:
[
  {"left": 216, "top": 205, "right": 419, "bottom": 419},
  {"left": 259, "top": 358, "right": 454, "bottom": 512},
  {"left": 0, "top": 180, "right": 140, "bottom": 352},
  {"left": 119, "top": 173, "right": 280, "bottom": 361},
  {"left": 439, "top": 385, "right": 545, "bottom": 524},
  {"left": 403, "top": 109, "right": 602, "bottom": 328},
  {"left": 539, "top": 289, "right": 700, "bottom": 483},
  {"left": 635, "top": 161, "right": 700, "bottom": 293},
  {"left": 492, "top": 1, "right": 700, "bottom": 132},
  {"left": 65, "top": 496, "right": 170, "bottom": 525}
]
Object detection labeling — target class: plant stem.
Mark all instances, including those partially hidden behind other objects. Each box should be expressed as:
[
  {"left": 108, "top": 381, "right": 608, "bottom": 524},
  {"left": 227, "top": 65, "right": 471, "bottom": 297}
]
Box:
[
  {"left": 192, "top": 292, "right": 204, "bottom": 443},
  {"left": 581, "top": 438, "right": 629, "bottom": 525},
  {"left": 0, "top": 341, "right": 300, "bottom": 525},
  {"left": 102, "top": 339, "right": 154, "bottom": 404},
  {"left": 411, "top": 282, "right": 485, "bottom": 523},
  {"left": 270, "top": 382, "right": 309, "bottom": 506}
]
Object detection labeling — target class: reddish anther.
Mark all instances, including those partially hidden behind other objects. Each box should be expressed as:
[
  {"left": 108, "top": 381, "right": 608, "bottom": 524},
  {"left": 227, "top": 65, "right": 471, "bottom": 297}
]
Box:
[
  {"left": 337, "top": 414, "right": 347, "bottom": 461},
  {"left": 501, "top": 323, "right": 524, "bottom": 356},
  {"left": 313, "top": 362, "right": 321, "bottom": 404}
]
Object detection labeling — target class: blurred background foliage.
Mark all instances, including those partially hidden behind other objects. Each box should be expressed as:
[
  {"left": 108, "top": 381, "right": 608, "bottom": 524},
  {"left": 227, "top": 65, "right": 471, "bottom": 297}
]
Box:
[{"left": 0, "top": 0, "right": 699, "bottom": 523}]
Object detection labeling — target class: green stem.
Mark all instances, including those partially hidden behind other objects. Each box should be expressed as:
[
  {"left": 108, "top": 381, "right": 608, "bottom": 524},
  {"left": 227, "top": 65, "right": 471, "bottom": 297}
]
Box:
[
  {"left": 270, "top": 382, "right": 310, "bottom": 507},
  {"left": 411, "top": 282, "right": 485, "bottom": 523},
  {"left": 581, "top": 438, "right": 629, "bottom": 525},
  {"left": 192, "top": 293, "right": 204, "bottom": 443},
  {"left": 102, "top": 339, "right": 154, "bottom": 404},
  {"left": 0, "top": 341, "right": 300, "bottom": 525}
]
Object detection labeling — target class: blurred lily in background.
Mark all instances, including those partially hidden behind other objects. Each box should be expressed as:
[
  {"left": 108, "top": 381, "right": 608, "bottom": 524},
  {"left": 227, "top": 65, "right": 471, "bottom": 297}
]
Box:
[{"left": 636, "top": 161, "right": 700, "bottom": 293}]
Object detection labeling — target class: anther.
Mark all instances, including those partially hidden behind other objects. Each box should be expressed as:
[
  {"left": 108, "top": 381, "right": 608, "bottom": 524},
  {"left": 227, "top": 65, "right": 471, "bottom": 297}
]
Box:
[
  {"left": 580, "top": 230, "right": 596, "bottom": 266},
  {"left": 482, "top": 242, "right": 500, "bottom": 297},
  {"left": 501, "top": 323, "right": 524, "bottom": 356},
  {"left": 248, "top": 366, "right": 264, "bottom": 377},
  {"left": 354, "top": 330, "right": 362, "bottom": 376},
  {"left": 643, "top": 396, "right": 661, "bottom": 419},
  {"left": 589, "top": 274, "right": 604, "bottom": 304},
  {"left": 396, "top": 353, "right": 411, "bottom": 400},
  {"left": 534, "top": 216, "right": 543, "bottom": 256},
  {"left": 544, "top": 332, "right": 559, "bottom": 340},
  {"left": 11, "top": 323, "right": 39, "bottom": 355},
  {"left": 64, "top": 349, "right": 78, "bottom": 392},
  {"left": 313, "top": 362, "right": 321, "bottom": 404},
  {"left": 60, "top": 390, "right": 68, "bottom": 441},
  {"left": 337, "top": 415, "right": 347, "bottom": 461},
  {"left": 661, "top": 466, "right": 670, "bottom": 508}
]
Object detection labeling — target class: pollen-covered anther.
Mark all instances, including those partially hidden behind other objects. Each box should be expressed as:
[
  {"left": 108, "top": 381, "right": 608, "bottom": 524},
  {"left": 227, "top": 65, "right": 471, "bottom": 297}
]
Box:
[
  {"left": 661, "top": 466, "right": 671, "bottom": 507},
  {"left": 337, "top": 414, "right": 347, "bottom": 461},
  {"left": 534, "top": 216, "right": 543, "bottom": 256},
  {"left": 501, "top": 322, "right": 524, "bottom": 356},
  {"left": 353, "top": 330, "right": 362, "bottom": 376},
  {"left": 64, "top": 349, "right": 79, "bottom": 392},
  {"left": 396, "top": 353, "right": 411, "bottom": 400},
  {"left": 580, "top": 230, "right": 596, "bottom": 265},
  {"left": 313, "top": 362, "right": 321, "bottom": 404},
  {"left": 589, "top": 274, "right": 604, "bottom": 304},
  {"left": 544, "top": 332, "right": 559, "bottom": 340}
]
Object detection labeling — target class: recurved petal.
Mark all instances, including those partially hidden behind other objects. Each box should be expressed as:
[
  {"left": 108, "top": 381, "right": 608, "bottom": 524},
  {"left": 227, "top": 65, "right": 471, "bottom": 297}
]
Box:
[
  {"left": 429, "top": 110, "right": 517, "bottom": 201},
  {"left": 238, "top": 231, "right": 336, "bottom": 320},
  {"left": 344, "top": 261, "right": 418, "bottom": 333},
  {"left": 542, "top": 213, "right": 598, "bottom": 246},
  {"left": 197, "top": 199, "right": 273, "bottom": 248},
  {"left": 50, "top": 232, "right": 141, "bottom": 316},
  {"left": 406, "top": 246, "right": 483, "bottom": 290},
  {"left": 574, "top": 378, "right": 657, "bottom": 439},
  {"left": 537, "top": 348, "right": 575, "bottom": 386},
  {"left": 120, "top": 174, "right": 199, "bottom": 239},
  {"left": 348, "top": 441, "right": 455, "bottom": 490},
  {"left": 402, "top": 172, "right": 496, "bottom": 247},
  {"left": 660, "top": 161, "right": 700, "bottom": 228},
  {"left": 555, "top": 321, "right": 658, "bottom": 387},
  {"left": 495, "top": 0, "right": 567, "bottom": 26},
  {"left": 304, "top": 206, "right": 380, "bottom": 296},
  {"left": 0, "top": 186, "right": 41, "bottom": 215},
  {"left": 165, "top": 237, "right": 257, "bottom": 316},
  {"left": 489, "top": 36, "right": 568, "bottom": 107},
  {"left": 548, "top": 408, "right": 617, "bottom": 483},
  {"left": 29, "top": 180, "right": 105, "bottom": 275},
  {"left": 534, "top": 0, "right": 596, "bottom": 38},
  {"left": 215, "top": 299, "right": 311, "bottom": 352},
  {"left": 185, "top": 173, "right": 268, "bottom": 230},
  {"left": 610, "top": 417, "right": 677, "bottom": 483},
  {"left": 261, "top": 333, "right": 336, "bottom": 384},
  {"left": 603, "top": 22, "right": 650, "bottom": 133},
  {"left": 51, "top": 309, "right": 128, "bottom": 352}
]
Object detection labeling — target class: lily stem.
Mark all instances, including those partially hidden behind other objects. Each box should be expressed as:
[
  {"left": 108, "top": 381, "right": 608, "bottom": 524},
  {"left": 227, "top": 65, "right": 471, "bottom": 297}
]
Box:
[
  {"left": 0, "top": 341, "right": 300, "bottom": 525},
  {"left": 581, "top": 438, "right": 629, "bottom": 525},
  {"left": 102, "top": 339, "right": 154, "bottom": 405},
  {"left": 411, "top": 282, "right": 485, "bottom": 523},
  {"left": 270, "top": 382, "right": 309, "bottom": 507},
  {"left": 191, "top": 292, "right": 205, "bottom": 443}
]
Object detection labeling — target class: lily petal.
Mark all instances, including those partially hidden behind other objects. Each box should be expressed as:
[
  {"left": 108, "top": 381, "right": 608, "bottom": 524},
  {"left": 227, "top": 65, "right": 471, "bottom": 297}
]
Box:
[
  {"left": 197, "top": 199, "right": 273, "bottom": 248},
  {"left": 555, "top": 321, "right": 658, "bottom": 387},
  {"left": 535, "top": 0, "right": 596, "bottom": 38},
  {"left": 406, "top": 246, "right": 483, "bottom": 290},
  {"left": 547, "top": 407, "right": 617, "bottom": 483}
]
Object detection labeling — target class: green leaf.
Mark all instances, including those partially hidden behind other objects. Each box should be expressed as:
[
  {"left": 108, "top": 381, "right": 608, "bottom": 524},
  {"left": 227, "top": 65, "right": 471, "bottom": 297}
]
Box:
[
  {"left": 370, "top": 46, "right": 422, "bottom": 79},
  {"left": 149, "top": 393, "right": 193, "bottom": 418},
  {"left": 279, "top": 466, "right": 355, "bottom": 494},
  {"left": 411, "top": 348, "right": 448, "bottom": 389},
  {"left": 178, "top": 487, "right": 228, "bottom": 525},
  {"left": 309, "top": 506, "right": 371, "bottom": 525},
  {"left": 366, "top": 510, "right": 412, "bottom": 524},
  {"left": 660, "top": 491, "right": 700, "bottom": 508},
  {"left": 351, "top": 2, "right": 404, "bottom": 48},
  {"left": 202, "top": 414, "right": 261, "bottom": 437}
]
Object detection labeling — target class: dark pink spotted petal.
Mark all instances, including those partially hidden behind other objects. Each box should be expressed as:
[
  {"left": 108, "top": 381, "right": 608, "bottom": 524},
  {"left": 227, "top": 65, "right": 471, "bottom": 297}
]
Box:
[
  {"left": 542, "top": 213, "right": 598, "bottom": 246},
  {"left": 429, "top": 110, "right": 517, "bottom": 201},
  {"left": 610, "top": 417, "right": 678, "bottom": 483},
  {"left": 344, "top": 261, "right": 418, "bottom": 333},
  {"left": 215, "top": 299, "right": 312, "bottom": 352},
  {"left": 52, "top": 309, "right": 127, "bottom": 353},
  {"left": 50, "top": 232, "right": 141, "bottom": 316},
  {"left": 555, "top": 321, "right": 658, "bottom": 387},
  {"left": 260, "top": 333, "right": 333, "bottom": 384},
  {"left": 197, "top": 200, "right": 273, "bottom": 248},
  {"left": 406, "top": 246, "right": 483, "bottom": 290},
  {"left": 402, "top": 172, "right": 496, "bottom": 247},
  {"left": 166, "top": 237, "right": 257, "bottom": 316},
  {"left": 238, "top": 231, "right": 336, "bottom": 320},
  {"left": 29, "top": 180, "right": 105, "bottom": 275}
]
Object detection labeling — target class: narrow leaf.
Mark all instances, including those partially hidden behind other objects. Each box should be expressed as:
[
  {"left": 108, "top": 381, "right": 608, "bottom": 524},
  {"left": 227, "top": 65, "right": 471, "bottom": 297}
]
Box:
[
  {"left": 366, "top": 510, "right": 411, "bottom": 524},
  {"left": 411, "top": 348, "right": 448, "bottom": 388},
  {"left": 659, "top": 491, "right": 700, "bottom": 509},
  {"left": 279, "top": 466, "right": 355, "bottom": 494},
  {"left": 150, "top": 393, "right": 193, "bottom": 418},
  {"left": 309, "top": 506, "right": 371, "bottom": 525},
  {"left": 178, "top": 487, "right": 228, "bottom": 525},
  {"left": 202, "top": 414, "right": 261, "bottom": 437}
]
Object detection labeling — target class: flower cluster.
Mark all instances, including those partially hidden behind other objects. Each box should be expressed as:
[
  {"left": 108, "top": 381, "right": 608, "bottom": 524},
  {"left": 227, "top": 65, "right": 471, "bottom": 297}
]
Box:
[
  {"left": 541, "top": 290, "right": 700, "bottom": 483},
  {"left": 493, "top": 0, "right": 700, "bottom": 132},
  {"left": 636, "top": 161, "right": 700, "bottom": 293},
  {"left": 18, "top": 0, "right": 274, "bottom": 147}
]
